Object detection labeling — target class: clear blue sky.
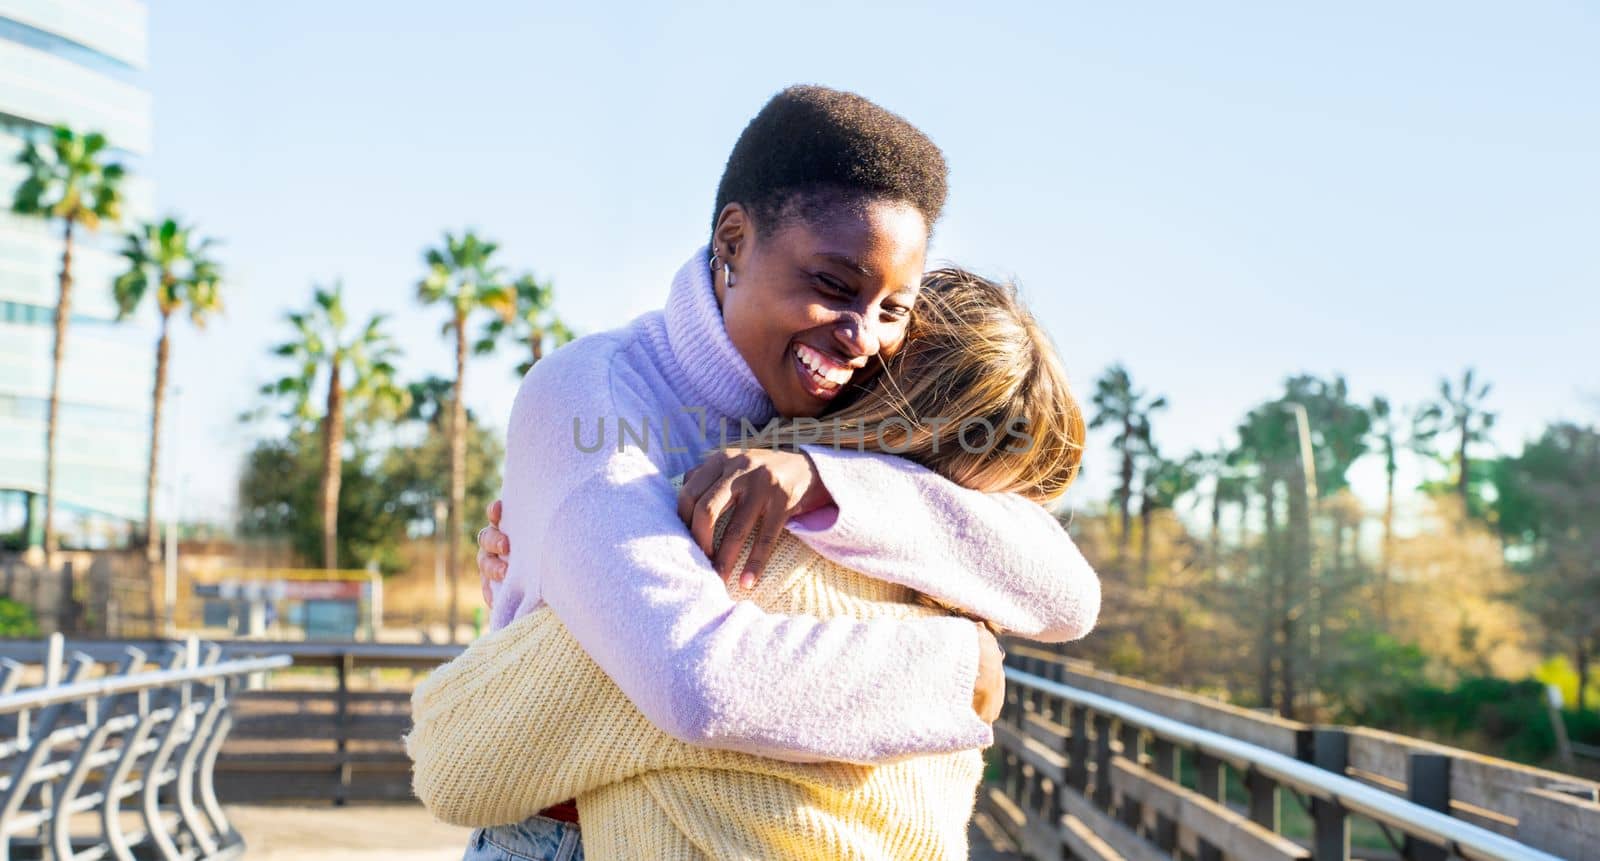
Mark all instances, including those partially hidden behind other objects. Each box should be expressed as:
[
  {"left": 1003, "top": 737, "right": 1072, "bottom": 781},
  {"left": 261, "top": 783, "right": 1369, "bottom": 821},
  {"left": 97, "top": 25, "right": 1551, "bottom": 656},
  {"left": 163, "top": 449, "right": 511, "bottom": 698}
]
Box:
[{"left": 142, "top": 1, "right": 1599, "bottom": 520}]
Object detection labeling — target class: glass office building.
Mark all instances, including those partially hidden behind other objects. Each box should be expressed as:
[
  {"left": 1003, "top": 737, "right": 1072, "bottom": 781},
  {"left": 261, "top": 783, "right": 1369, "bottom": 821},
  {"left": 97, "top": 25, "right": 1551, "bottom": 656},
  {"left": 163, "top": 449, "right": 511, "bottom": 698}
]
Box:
[{"left": 0, "top": 0, "right": 154, "bottom": 550}]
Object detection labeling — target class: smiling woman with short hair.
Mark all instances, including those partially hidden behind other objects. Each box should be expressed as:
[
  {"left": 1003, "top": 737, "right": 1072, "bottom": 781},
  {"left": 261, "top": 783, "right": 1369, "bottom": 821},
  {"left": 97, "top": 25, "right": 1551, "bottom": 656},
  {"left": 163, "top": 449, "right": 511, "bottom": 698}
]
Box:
[{"left": 413, "top": 85, "right": 1101, "bottom": 861}]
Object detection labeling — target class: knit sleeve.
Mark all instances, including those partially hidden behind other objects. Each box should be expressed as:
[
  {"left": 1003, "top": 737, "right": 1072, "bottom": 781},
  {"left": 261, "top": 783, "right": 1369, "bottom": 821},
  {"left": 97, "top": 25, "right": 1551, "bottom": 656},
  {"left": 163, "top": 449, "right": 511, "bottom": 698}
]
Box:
[
  {"left": 790, "top": 445, "right": 1101, "bottom": 643},
  {"left": 491, "top": 340, "right": 992, "bottom": 764}
]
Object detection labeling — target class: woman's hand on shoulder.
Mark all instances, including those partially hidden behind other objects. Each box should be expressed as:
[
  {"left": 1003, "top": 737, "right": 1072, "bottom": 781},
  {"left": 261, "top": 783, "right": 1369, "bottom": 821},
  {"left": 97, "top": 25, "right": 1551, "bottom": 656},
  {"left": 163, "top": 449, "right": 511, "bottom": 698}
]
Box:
[
  {"left": 973, "top": 623, "right": 1005, "bottom": 723},
  {"left": 476, "top": 499, "right": 510, "bottom": 608},
  {"left": 677, "top": 448, "right": 834, "bottom": 589}
]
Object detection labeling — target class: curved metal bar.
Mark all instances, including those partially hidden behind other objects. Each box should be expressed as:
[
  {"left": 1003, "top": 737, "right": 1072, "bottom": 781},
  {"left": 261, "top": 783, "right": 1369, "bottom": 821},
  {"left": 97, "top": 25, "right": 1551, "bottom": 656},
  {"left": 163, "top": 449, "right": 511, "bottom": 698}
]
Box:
[
  {"left": 0, "top": 657, "right": 91, "bottom": 857},
  {"left": 102, "top": 707, "right": 171, "bottom": 861},
  {"left": 0, "top": 656, "right": 291, "bottom": 716},
  {"left": 197, "top": 708, "right": 237, "bottom": 849},
  {"left": 174, "top": 697, "right": 226, "bottom": 857},
  {"left": 51, "top": 717, "right": 118, "bottom": 859},
  {"left": 141, "top": 703, "right": 202, "bottom": 861}
]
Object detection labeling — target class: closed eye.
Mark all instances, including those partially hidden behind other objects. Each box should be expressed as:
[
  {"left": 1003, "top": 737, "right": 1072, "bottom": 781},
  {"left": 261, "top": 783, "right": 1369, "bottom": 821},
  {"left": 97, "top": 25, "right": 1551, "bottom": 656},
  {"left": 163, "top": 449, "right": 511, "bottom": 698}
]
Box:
[{"left": 813, "top": 273, "right": 853, "bottom": 298}]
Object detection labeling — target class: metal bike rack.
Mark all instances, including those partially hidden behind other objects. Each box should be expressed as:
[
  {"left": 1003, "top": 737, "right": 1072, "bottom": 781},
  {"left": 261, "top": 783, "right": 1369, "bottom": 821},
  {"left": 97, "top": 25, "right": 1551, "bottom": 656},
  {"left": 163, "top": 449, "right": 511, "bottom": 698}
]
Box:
[{"left": 0, "top": 633, "right": 290, "bottom": 860}]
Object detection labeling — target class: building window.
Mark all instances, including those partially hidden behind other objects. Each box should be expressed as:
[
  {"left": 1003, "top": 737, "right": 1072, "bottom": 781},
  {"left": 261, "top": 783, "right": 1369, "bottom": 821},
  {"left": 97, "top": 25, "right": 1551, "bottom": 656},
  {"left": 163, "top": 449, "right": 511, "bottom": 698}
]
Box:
[{"left": 0, "top": 16, "right": 141, "bottom": 86}]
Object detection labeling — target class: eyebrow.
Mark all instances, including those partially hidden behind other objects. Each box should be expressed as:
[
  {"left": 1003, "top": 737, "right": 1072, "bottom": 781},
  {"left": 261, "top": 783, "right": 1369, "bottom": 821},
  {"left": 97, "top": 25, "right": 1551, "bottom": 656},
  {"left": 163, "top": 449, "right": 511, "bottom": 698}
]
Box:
[{"left": 817, "top": 252, "right": 873, "bottom": 277}]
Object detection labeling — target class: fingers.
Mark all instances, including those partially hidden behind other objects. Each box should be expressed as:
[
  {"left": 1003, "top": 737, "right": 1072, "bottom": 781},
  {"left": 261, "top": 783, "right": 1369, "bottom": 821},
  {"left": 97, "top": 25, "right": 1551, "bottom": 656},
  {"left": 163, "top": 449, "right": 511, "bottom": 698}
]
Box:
[
  {"left": 690, "top": 475, "right": 738, "bottom": 561},
  {"left": 476, "top": 547, "right": 507, "bottom": 582},
  {"left": 713, "top": 494, "right": 763, "bottom": 585},
  {"left": 737, "top": 497, "right": 787, "bottom": 589},
  {"left": 973, "top": 625, "right": 1006, "bottom": 722},
  {"left": 486, "top": 498, "right": 502, "bottom": 527},
  {"left": 481, "top": 575, "right": 495, "bottom": 610},
  {"left": 981, "top": 685, "right": 1003, "bottom": 722},
  {"left": 677, "top": 457, "right": 723, "bottom": 526},
  {"left": 477, "top": 524, "right": 509, "bottom": 557}
]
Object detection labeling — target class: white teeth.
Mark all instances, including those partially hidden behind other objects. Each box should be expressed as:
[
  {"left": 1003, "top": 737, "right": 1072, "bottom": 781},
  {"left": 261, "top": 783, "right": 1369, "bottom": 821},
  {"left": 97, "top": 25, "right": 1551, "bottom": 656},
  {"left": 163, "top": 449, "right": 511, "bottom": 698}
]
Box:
[{"left": 795, "top": 344, "right": 853, "bottom": 388}]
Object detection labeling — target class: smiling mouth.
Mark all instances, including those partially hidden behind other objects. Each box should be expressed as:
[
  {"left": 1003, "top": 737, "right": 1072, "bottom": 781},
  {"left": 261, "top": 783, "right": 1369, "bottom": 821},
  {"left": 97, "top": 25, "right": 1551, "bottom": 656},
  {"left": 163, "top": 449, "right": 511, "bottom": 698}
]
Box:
[{"left": 792, "top": 343, "right": 854, "bottom": 400}]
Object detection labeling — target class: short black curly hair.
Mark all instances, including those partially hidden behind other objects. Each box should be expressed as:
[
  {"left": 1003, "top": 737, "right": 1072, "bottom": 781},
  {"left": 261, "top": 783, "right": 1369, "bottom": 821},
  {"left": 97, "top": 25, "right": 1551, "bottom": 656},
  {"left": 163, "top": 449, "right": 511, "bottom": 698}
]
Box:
[{"left": 712, "top": 85, "right": 948, "bottom": 238}]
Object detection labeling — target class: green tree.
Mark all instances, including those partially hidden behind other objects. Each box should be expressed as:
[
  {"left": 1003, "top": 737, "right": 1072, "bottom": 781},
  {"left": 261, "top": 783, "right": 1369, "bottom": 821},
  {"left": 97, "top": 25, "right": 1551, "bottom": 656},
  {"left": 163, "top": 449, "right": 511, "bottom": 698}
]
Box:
[
  {"left": 1207, "top": 454, "right": 1249, "bottom": 575},
  {"left": 1368, "top": 396, "right": 1403, "bottom": 629},
  {"left": 113, "top": 217, "right": 223, "bottom": 567},
  {"left": 1494, "top": 423, "right": 1600, "bottom": 712},
  {"left": 236, "top": 387, "right": 504, "bottom": 575},
  {"left": 1415, "top": 367, "right": 1496, "bottom": 514},
  {"left": 474, "top": 272, "right": 574, "bottom": 377},
  {"left": 238, "top": 431, "right": 402, "bottom": 572},
  {"left": 417, "top": 230, "right": 513, "bottom": 640},
  {"left": 262, "top": 283, "right": 407, "bottom": 569},
  {"left": 1281, "top": 374, "right": 1371, "bottom": 498},
  {"left": 10, "top": 126, "right": 125, "bottom": 566},
  {"left": 1090, "top": 364, "right": 1166, "bottom": 556},
  {"left": 381, "top": 385, "right": 504, "bottom": 552},
  {"left": 1228, "top": 375, "right": 1370, "bottom": 717},
  {"left": 1230, "top": 400, "right": 1302, "bottom": 714},
  {"left": 1138, "top": 448, "right": 1200, "bottom": 580}
]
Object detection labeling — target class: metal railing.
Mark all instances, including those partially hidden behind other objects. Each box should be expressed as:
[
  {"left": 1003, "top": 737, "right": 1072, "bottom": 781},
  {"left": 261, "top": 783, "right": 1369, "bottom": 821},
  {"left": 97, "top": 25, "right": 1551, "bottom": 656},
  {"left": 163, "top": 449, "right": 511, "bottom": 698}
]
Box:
[
  {"left": 0, "top": 640, "right": 464, "bottom": 807},
  {"left": 989, "top": 649, "right": 1598, "bottom": 861},
  {"left": 0, "top": 633, "right": 291, "bottom": 860}
]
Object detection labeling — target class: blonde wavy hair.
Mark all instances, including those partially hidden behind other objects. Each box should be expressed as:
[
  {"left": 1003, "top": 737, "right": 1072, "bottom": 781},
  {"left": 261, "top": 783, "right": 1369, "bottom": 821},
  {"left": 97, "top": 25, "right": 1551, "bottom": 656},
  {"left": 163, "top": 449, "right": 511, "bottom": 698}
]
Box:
[{"left": 749, "top": 268, "right": 1085, "bottom": 503}]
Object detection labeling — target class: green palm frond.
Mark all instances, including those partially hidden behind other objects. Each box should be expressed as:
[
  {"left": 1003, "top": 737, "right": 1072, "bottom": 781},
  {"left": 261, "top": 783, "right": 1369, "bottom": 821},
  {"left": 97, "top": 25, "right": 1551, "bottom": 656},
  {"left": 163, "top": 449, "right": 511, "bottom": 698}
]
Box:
[
  {"left": 261, "top": 280, "right": 409, "bottom": 431},
  {"left": 472, "top": 270, "right": 575, "bottom": 377},
  {"left": 416, "top": 228, "right": 514, "bottom": 330},
  {"left": 112, "top": 216, "right": 226, "bottom": 326},
  {"left": 12, "top": 125, "right": 125, "bottom": 229}
]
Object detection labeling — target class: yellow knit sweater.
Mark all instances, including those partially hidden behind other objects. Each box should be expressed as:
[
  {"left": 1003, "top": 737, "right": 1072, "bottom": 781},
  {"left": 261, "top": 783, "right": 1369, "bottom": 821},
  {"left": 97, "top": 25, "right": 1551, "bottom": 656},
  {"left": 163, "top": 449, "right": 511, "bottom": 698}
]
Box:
[{"left": 407, "top": 527, "right": 983, "bottom": 860}]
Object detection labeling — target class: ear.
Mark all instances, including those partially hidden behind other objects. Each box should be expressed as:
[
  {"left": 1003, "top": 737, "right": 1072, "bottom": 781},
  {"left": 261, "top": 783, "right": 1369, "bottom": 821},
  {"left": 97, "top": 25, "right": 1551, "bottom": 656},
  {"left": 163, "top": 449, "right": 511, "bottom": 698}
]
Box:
[{"left": 712, "top": 203, "right": 751, "bottom": 262}]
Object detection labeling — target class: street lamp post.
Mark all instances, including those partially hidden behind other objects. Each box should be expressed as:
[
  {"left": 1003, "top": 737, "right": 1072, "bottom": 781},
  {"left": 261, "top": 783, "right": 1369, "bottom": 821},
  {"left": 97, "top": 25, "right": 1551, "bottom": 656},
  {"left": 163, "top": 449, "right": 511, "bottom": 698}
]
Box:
[
  {"left": 163, "top": 387, "right": 183, "bottom": 637},
  {"left": 1282, "top": 401, "right": 1317, "bottom": 502}
]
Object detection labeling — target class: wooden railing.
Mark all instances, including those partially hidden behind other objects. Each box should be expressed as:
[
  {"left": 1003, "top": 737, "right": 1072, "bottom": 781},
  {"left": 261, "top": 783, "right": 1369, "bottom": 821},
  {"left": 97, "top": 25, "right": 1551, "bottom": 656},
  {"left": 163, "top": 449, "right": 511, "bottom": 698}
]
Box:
[
  {"left": 0, "top": 634, "right": 290, "bottom": 860},
  {"left": 990, "top": 645, "right": 1600, "bottom": 861},
  {"left": 209, "top": 641, "right": 459, "bottom": 805}
]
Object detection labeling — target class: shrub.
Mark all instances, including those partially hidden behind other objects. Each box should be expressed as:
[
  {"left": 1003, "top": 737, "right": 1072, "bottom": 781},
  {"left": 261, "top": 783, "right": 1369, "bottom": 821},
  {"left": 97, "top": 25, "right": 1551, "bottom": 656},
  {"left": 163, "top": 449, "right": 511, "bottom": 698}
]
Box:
[{"left": 0, "top": 598, "right": 39, "bottom": 638}]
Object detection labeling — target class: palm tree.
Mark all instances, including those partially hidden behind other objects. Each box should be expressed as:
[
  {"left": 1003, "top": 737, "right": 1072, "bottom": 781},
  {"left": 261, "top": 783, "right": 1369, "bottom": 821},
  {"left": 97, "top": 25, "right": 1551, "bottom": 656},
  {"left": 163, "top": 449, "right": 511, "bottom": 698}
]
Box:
[
  {"left": 1138, "top": 449, "right": 1200, "bottom": 580},
  {"left": 11, "top": 126, "right": 125, "bottom": 566},
  {"left": 404, "top": 375, "right": 457, "bottom": 431},
  {"left": 264, "top": 283, "right": 407, "bottom": 569},
  {"left": 1090, "top": 364, "right": 1166, "bottom": 555},
  {"left": 417, "top": 231, "right": 513, "bottom": 640},
  {"left": 1415, "top": 367, "right": 1496, "bottom": 513},
  {"left": 113, "top": 218, "right": 223, "bottom": 569},
  {"left": 1367, "top": 396, "right": 1402, "bottom": 628},
  {"left": 1196, "top": 446, "right": 1246, "bottom": 574},
  {"left": 474, "top": 273, "right": 574, "bottom": 377},
  {"left": 1230, "top": 399, "right": 1307, "bottom": 717}
]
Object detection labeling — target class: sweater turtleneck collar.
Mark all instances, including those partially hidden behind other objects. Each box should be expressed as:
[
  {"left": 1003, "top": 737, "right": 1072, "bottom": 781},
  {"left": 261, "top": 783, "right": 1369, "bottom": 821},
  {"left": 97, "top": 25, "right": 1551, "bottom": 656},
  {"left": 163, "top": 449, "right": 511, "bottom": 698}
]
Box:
[{"left": 662, "top": 246, "right": 774, "bottom": 425}]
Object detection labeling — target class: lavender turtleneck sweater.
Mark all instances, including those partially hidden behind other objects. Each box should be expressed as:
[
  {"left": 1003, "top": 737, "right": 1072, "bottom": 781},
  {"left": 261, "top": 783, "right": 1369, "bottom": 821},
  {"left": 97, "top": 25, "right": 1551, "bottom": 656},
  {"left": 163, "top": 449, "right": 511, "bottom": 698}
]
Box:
[{"left": 490, "top": 247, "right": 1100, "bottom": 764}]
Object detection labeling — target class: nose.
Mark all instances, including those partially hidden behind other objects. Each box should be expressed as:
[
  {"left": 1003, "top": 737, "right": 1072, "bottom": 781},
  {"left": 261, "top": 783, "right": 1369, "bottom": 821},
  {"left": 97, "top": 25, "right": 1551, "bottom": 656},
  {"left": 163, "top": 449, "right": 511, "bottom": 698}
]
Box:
[{"left": 831, "top": 312, "right": 881, "bottom": 361}]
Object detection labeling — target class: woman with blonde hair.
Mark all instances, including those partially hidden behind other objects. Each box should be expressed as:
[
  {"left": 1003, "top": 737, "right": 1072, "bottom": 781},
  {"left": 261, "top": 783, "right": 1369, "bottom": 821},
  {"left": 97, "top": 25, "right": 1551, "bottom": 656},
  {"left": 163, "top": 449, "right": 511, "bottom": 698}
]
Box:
[{"left": 409, "top": 267, "right": 1088, "bottom": 859}]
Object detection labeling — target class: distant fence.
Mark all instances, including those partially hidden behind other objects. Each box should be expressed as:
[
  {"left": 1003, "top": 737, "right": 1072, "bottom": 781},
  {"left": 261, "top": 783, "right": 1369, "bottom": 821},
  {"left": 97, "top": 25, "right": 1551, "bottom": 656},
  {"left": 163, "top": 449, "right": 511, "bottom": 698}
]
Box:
[
  {"left": 210, "top": 641, "right": 457, "bottom": 805},
  {"left": 0, "top": 633, "right": 291, "bottom": 859},
  {"left": 989, "top": 644, "right": 1600, "bottom": 861},
  {"left": 0, "top": 555, "right": 157, "bottom": 639}
]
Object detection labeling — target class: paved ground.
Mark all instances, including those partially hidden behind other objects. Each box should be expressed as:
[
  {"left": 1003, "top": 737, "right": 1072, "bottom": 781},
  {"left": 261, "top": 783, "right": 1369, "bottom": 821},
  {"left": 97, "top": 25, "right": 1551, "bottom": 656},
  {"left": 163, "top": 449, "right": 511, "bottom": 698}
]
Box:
[
  {"left": 226, "top": 805, "right": 473, "bottom": 861},
  {"left": 226, "top": 804, "right": 1024, "bottom": 860}
]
